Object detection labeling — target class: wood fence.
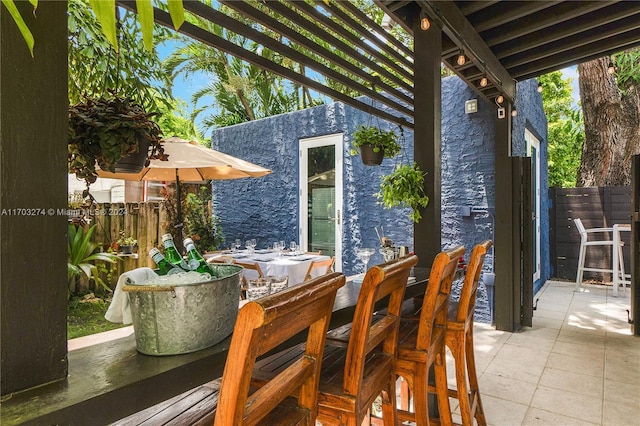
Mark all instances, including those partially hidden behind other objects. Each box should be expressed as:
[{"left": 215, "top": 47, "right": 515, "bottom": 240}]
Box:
[
  {"left": 88, "top": 202, "right": 168, "bottom": 288},
  {"left": 549, "top": 187, "right": 633, "bottom": 281}
]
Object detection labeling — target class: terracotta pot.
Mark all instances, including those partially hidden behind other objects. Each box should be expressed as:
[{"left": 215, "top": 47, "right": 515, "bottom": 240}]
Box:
[
  {"left": 115, "top": 136, "right": 150, "bottom": 173},
  {"left": 360, "top": 144, "right": 384, "bottom": 166}
]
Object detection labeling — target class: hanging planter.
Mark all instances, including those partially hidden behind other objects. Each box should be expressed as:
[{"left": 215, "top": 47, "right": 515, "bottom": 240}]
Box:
[
  {"left": 68, "top": 94, "right": 167, "bottom": 191},
  {"left": 350, "top": 125, "right": 401, "bottom": 166},
  {"left": 359, "top": 143, "right": 385, "bottom": 165},
  {"left": 377, "top": 163, "right": 430, "bottom": 223},
  {"left": 114, "top": 136, "right": 150, "bottom": 173}
]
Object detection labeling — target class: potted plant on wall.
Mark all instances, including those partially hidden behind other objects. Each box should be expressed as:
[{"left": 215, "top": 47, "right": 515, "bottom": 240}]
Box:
[
  {"left": 68, "top": 94, "right": 167, "bottom": 194},
  {"left": 377, "top": 162, "right": 430, "bottom": 223},
  {"left": 116, "top": 230, "right": 138, "bottom": 254},
  {"left": 350, "top": 125, "right": 401, "bottom": 165}
]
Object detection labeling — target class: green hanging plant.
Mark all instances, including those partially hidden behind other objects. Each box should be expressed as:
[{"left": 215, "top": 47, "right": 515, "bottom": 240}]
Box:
[
  {"left": 377, "top": 163, "right": 430, "bottom": 223},
  {"left": 68, "top": 93, "right": 167, "bottom": 191},
  {"left": 350, "top": 125, "right": 401, "bottom": 158}
]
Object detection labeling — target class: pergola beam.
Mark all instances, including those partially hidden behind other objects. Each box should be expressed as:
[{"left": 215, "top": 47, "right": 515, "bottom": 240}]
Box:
[
  {"left": 418, "top": 0, "right": 515, "bottom": 101},
  {"left": 117, "top": 1, "right": 413, "bottom": 128},
  {"left": 183, "top": 1, "right": 414, "bottom": 117},
  {"left": 221, "top": 1, "right": 413, "bottom": 107}
]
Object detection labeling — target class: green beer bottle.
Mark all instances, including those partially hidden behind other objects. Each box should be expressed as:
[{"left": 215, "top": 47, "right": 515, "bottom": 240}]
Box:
[
  {"left": 184, "top": 238, "right": 211, "bottom": 274},
  {"left": 161, "top": 233, "right": 190, "bottom": 271},
  {"left": 149, "top": 248, "right": 182, "bottom": 275}
]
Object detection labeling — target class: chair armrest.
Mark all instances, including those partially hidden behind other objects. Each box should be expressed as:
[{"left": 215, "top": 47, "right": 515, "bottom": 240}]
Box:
[{"left": 584, "top": 227, "right": 614, "bottom": 233}]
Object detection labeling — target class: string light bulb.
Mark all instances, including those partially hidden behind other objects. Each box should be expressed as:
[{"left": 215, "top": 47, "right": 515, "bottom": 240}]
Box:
[
  {"left": 537, "top": 82, "right": 543, "bottom": 93},
  {"left": 456, "top": 50, "right": 466, "bottom": 66},
  {"left": 511, "top": 108, "right": 518, "bottom": 117},
  {"left": 479, "top": 75, "right": 488, "bottom": 88},
  {"left": 607, "top": 59, "right": 615, "bottom": 74},
  {"left": 496, "top": 95, "right": 504, "bottom": 104},
  {"left": 420, "top": 9, "right": 430, "bottom": 31}
]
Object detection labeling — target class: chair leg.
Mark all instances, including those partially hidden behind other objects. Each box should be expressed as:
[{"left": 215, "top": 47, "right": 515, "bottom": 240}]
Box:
[
  {"left": 412, "top": 363, "right": 430, "bottom": 426},
  {"left": 618, "top": 244, "right": 627, "bottom": 296},
  {"left": 434, "top": 348, "right": 453, "bottom": 426},
  {"left": 465, "top": 328, "right": 486, "bottom": 426},
  {"left": 450, "top": 333, "right": 473, "bottom": 426},
  {"left": 575, "top": 243, "right": 586, "bottom": 291}
]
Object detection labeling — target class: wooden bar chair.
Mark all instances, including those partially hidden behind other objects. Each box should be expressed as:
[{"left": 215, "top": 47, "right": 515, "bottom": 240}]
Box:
[
  {"left": 254, "top": 255, "right": 418, "bottom": 426},
  {"left": 443, "top": 240, "right": 492, "bottom": 426},
  {"left": 213, "top": 272, "right": 346, "bottom": 425},
  {"left": 304, "top": 256, "right": 336, "bottom": 281},
  {"left": 395, "top": 245, "right": 465, "bottom": 426}
]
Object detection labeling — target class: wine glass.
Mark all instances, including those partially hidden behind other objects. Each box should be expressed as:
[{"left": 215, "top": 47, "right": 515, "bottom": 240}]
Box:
[
  {"left": 355, "top": 247, "right": 376, "bottom": 275},
  {"left": 290, "top": 241, "right": 297, "bottom": 256},
  {"left": 234, "top": 239, "right": 242, "bottom": 253}
]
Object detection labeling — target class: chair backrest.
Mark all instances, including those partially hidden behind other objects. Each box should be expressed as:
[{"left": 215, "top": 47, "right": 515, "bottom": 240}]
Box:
[
  {"left": 343, "top": 254, "right": 418, "bottom": 396},
  {"left": 235, "top": 261, "right": 264, "bottom": 285},
  {"left": 573, "top": 218, "right": 587, "bottom": 240},
  {"left": 214, "top": 272, "right": 346, "bottom": 425},
  {"left": 415, "top": 246, "right": 465, "bottom": 352},
  {"left": 455, "top": 241, "right": 493, "bottom": 324},
  {"left": 304, "top": 257, "right": 336, "bottom": 281}
]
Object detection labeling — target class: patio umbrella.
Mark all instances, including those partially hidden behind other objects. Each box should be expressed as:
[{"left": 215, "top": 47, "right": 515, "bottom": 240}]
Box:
[{"left": 97, "top": 136, "right": 271, "bottom": 248}]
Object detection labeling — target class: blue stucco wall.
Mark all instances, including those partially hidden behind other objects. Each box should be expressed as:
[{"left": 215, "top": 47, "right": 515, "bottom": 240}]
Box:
[{"left": 211, "top": 76, "right": 549, "bottom": 293}]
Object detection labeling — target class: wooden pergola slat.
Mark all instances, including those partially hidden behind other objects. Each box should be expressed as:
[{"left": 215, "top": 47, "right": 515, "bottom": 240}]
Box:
[{"left": 183, "top": 1, "right": 414, "bottom": 118}]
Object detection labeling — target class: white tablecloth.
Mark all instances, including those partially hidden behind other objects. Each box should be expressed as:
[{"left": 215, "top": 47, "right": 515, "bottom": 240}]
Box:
[{"left": 207, "top": 251, "right": 331, "bottom": 287}]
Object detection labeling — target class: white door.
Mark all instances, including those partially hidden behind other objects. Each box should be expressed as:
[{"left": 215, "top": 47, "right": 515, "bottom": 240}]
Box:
[
  {"left": 525, "top": 129, "right": 541, "bottom": 282},
  {"left": 299, "top": 134, "right": 343, "bottom": 272}
]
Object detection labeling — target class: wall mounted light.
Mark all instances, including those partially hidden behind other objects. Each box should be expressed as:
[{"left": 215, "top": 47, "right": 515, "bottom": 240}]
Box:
[
  {"left": 480, "top": 75, "right": 488, "bottom": 88},
  {"left": 456, "top": 50, "right": 466, "bottom": 66},
  {"left": 420, "top": 9, "right": 430, "bottom": 31},
  {"left": 465, "top": 99, "right": 478, "bottom": 114},
  {"left": 537, "top": 82, "right": 543, "bottom": 93}
]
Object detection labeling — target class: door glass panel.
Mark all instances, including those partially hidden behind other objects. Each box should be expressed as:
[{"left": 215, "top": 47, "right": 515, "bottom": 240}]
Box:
[{"left": 308, "top": 145, "right": 335, "bottom": 256}]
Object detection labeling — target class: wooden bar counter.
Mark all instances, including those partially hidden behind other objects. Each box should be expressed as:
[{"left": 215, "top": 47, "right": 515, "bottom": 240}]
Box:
[{"left": 1, "top": 268, "right": 430, "bottom": 425}]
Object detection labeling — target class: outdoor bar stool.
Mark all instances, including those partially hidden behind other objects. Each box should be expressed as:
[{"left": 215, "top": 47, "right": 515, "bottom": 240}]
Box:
[
  {"left": 393, "top": 245, "right": 464, "bottom": 426},
  {"left": 574, "top": 218, "right": 626, "bottom": 293},
  {"left": 252, "top": 255, "right": 418, "bottom": 426},
  {"left": 441, "top": 240, "right": 492, "bottom": 426},
  {"left": 213, "top": 272, "right": 346, "bottom": 425}
]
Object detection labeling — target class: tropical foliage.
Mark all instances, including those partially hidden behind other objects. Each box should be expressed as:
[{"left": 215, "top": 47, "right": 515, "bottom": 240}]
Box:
[
  {"left": 68, "top": 224, "right": 121, "bottom": 297},
  {"left": 68, "top": 0, "right": 175, "bottom": 113},
  {"left": 538, "top": 71, "right": 584, "bottom": 187},
  {"left": 184, "top": 186, "right": 225, "bottom": 252}
]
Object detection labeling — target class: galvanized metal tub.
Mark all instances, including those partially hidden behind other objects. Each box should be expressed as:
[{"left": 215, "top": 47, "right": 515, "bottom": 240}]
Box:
[{"left": 122, "top": 264, "right": 242, "bottom": 356}]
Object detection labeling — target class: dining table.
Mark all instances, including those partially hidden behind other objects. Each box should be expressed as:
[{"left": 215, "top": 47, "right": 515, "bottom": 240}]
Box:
[
  {"left": 1, "top": 267, "right": 430, "bottom": 425},
  {"left": 205, "top": 249, "right": 331, "bottom": 286}
]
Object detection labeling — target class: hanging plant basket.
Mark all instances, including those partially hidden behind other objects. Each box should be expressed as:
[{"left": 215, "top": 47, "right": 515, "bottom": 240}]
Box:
[
  {"left": 114, "top": 136, "right": 150, "bottom": 173},
  {"left": 377, "top": 163, "right": 430, "bottom": 223},
  {"left": 68, "top": 94, "right": 167, "bottom": 188},
  {"left": 359, "top": 144, "right": 384, "bottom": 165},
  {"left": 350, "top": 125, "right": 401, "bottom": 166}
]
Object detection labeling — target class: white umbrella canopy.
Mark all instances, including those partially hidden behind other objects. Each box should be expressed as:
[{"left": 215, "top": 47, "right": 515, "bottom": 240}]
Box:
[
  {"left": 96, "top": 136, "right": 271, "bottom": 251},
  {"left": 97, "top": 136, "right": 272, "bottom": 181}
]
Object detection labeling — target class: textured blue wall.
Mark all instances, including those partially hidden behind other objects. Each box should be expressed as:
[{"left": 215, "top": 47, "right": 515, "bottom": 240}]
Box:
[{"left": 211, "top": 77, "right": 549, "bottom": 291}]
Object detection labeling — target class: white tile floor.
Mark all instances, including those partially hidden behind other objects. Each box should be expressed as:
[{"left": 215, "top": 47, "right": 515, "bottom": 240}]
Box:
[{"left": 458, "top": 280, "right": 640, "bottom": 426}]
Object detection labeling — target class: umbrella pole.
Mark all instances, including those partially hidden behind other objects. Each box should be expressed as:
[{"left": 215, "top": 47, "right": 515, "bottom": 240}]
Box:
[{"left": 175, "top": 169, "right": 184, "bottom": 254}]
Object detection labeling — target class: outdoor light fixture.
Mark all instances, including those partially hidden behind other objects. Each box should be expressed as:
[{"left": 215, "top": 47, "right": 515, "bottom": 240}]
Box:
[
  {"left": 537, "top": 82, "right": 543, "bottom": 93},
  {"left": 479, "top": 75, "right": 488, "bottom": 88},
  {"left": 607, "top": 59, "right": 615, "bottom": 74},
  {"left": 456, "top": 50, "right": 466, "bottom": 66},
  {"left": 511, "top": 108, "right": 518, "bottom": 117},
  {"left": 496, "top": 95, "right": 504, "bottom": 104},
  {"left": 465, "top": 99, "right": 478, "bottom": 114},
  {"left": 420, "top": 9, "right": 430, "bottom": 31}
]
